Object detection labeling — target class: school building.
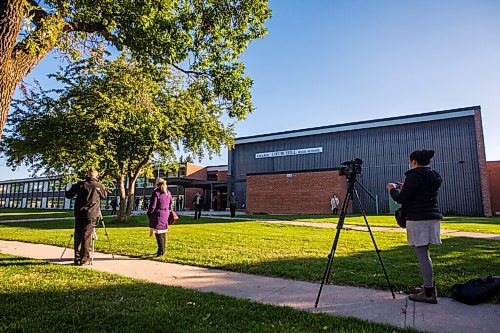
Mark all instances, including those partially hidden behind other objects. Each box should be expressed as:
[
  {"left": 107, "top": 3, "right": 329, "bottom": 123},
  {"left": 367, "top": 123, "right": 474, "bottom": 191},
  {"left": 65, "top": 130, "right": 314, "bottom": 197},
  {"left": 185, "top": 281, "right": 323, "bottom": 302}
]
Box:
[
  {"left": 1, "top": 106, "right": 498, "bottom": 216},
  {"left": 228, "top": 106, "right": 493, "bottom": 216}
]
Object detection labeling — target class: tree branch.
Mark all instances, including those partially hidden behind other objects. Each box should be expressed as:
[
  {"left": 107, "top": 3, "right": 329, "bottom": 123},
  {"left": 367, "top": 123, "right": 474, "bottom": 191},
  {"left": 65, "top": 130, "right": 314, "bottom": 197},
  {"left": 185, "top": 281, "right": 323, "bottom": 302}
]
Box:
[
  {"left": 25, "top": 0, "right": 48, "bottom": 28},
  {"left": 132, "top": 146, "right": 155, "bottom": 181},
  {"left": 172, "top": 64, "right": 209, "bottom": 77},
  {"left": 64, "top": 20, "right": 116, "bottom": 43}
]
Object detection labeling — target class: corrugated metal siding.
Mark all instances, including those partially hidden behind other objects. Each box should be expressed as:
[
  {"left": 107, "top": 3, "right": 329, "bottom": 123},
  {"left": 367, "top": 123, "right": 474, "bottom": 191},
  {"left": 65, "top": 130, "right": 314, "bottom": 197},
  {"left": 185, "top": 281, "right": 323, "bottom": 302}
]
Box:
[{"left": 230, "top": 116, "right": 483, "bottom": 215}]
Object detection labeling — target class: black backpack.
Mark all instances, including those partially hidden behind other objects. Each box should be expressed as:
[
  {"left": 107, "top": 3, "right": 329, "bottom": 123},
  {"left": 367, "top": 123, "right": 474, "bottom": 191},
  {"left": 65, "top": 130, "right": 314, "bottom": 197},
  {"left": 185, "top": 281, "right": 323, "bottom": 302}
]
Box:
[{"left": 451, "top": 276, "right": 500, "bottom": 305}]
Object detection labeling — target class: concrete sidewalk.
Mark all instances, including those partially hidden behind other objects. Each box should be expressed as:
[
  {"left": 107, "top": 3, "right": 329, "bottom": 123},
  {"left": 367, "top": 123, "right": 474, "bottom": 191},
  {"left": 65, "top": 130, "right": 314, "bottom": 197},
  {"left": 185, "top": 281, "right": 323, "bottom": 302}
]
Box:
[{"left": 1, "top": 240, "right": 498, "bottom": 333}]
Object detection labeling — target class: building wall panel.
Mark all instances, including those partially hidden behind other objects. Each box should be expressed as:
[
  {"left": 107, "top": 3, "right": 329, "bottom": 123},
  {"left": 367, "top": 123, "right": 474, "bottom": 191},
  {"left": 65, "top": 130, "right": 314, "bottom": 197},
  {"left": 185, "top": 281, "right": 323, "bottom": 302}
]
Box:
[
  {"left": 231, "top": 115, "right": 484, "bottom": 215},
  {"left": 487, "top": 161, "right": 500, "bottom": 215}
]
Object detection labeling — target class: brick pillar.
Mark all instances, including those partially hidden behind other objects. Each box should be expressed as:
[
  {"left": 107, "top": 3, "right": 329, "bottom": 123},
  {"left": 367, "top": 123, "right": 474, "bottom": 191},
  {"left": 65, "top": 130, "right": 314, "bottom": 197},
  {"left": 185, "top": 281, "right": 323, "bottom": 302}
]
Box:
[{"left": 474, "top": 108, "right": 492, "bottom": 216}]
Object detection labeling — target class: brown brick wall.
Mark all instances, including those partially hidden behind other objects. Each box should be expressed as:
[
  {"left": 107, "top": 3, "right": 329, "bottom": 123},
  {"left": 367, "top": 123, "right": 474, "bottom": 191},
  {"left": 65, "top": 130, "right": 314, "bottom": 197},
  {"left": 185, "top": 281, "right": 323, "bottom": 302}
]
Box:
[
  {"left": 474, "top": 109, "right": 492, "bottom": 216},
  {"left": 246, "top": 170, "right": 346, "bottom": 214},
  {"left": 218, "top": 171, "right": 228, "bottom": 182},
  {"left": 487, "top": 161, "right": 500, "bottom": 215},
  {"left": 186, "top": 163, "right": 206, "bottom": 180}
]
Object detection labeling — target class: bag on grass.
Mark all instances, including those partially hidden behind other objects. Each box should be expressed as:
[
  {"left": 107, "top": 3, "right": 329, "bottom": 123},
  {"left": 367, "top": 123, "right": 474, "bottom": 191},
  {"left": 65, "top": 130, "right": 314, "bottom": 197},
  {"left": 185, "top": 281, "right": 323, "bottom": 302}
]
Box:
[
  {"left": 168, "top": 210, "right": 179, "bottom": 225},
  {"left": 394, "top": 208, "right": 406, "bottom": 228},
  {"left": 451, "top": 276, "right": 500, "bottom": 305}
]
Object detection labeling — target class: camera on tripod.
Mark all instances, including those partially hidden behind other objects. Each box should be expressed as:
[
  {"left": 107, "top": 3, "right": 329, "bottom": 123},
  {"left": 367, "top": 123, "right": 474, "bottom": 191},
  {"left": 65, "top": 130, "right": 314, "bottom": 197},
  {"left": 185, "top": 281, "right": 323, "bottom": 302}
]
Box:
[{"left": 338, "top": 158, "right": 363, "bottom": 177}]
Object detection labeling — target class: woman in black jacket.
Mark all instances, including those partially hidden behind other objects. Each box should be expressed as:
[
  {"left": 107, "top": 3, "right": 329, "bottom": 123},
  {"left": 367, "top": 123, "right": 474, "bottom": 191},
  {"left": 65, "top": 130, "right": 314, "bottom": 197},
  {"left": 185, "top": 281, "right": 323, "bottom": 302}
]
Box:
[{"left": 387, "top": 149, "right": 443, "bottom": 304}]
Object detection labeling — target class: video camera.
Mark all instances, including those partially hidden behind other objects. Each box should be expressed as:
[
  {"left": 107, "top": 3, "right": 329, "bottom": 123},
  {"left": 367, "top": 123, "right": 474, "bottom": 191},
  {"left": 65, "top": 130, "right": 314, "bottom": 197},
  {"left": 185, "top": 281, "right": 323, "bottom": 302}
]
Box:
[{"left": 338, "top": 158, "right": 363, "bottom": 177}]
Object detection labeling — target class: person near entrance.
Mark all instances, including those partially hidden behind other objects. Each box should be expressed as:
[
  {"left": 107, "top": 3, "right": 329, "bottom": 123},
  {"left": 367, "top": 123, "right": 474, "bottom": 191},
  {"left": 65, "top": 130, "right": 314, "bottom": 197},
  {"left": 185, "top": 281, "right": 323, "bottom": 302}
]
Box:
[
  {"left": 110, "top": 198, "right": 118, "bottom": 215},
  {"left": 229, "top": 191, "right": 238, "bottom": 217},
  {"left": 192, "top": 192, "right": 203, "bottom": 219},
  {"left": 178, "top": 196, "right": 184, "bottom": 211},
  {"left": 65, "top": 167, "right": 107, "bottom": 266},
  {"left": 330, "top": 194, "right": 339, "bottom": 215}
]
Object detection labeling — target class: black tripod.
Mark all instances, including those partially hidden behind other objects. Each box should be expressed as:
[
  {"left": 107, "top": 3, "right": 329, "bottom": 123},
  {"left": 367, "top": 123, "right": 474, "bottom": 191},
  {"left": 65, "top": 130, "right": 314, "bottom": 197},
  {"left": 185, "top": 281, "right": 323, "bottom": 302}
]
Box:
[
  {"left": 59, "top": 213, "right": 114, "bottom": 263},
  {"left": 314, "top": 173, "right": 395, "bottom": 307}
]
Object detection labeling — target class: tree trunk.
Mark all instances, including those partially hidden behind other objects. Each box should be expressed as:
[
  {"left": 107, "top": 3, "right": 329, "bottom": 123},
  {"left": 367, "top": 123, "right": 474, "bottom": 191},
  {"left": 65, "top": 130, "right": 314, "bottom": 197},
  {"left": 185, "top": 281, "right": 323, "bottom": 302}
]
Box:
[
  {"left": 126, "top": 176, "right": 136, "bottom": 217},
  {"left": 0, "top": 1, "right": 65, "bottom": 139},
  {"left": 116, "top": 176, "right": 128, "bottom": 222},
  {"left": 0, "top": 70, "right": 18, "bottom": 138},
  {"left": 0, "top": 0, "right": 24, "bottom": 139}
]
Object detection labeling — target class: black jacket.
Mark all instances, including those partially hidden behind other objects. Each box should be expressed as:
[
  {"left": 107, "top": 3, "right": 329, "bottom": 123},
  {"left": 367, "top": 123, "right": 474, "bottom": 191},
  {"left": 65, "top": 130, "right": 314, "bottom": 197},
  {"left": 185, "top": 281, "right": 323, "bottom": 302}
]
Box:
[
  {"left": 65, "top": 177, "right": 107, "bottom": 219},
  {"left": 390, "top": 167, "right": 443, "bottom": 221}
]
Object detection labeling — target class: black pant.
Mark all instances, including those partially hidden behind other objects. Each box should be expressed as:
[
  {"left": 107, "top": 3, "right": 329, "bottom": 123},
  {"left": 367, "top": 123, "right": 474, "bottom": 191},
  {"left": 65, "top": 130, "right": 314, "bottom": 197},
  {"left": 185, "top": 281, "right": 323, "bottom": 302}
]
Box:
[
  {"left": 155, "top": 233, "right": 166, "bottom": 255},
  {"left": 74, "top": 217, "right": 96, "bottom": 263},
  {"left": 230, "top": 204, "right": 236, "bottom": 217},
  {"left": 194, "top": 204, "right": 202, "bottom": 219},
  {"left": 332, "top": 208, "right": 338, "bottom": 215}
]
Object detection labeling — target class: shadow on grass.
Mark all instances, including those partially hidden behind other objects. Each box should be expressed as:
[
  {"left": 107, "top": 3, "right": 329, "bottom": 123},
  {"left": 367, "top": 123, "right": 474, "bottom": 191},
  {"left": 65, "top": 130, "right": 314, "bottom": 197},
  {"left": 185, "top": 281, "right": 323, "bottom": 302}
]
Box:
[
  {"left": 0, "top": 257, "right": 50, "bottom": 267},
  {"left": 0, "top": 215, "right": 250, "bottom": 230},
  {"left": 0, "top": 257, "right": 416, "bottom": 333}
]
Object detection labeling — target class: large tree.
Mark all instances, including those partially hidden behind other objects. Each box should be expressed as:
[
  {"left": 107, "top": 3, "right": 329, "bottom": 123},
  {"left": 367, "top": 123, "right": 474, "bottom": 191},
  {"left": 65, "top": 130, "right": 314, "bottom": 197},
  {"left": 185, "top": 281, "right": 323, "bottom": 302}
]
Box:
[
  {"left": 3, "top": 53, "right": 243, "bottom": 221},
  {"left": 0, "top": 0, "right": 270, "bottom": 139}
]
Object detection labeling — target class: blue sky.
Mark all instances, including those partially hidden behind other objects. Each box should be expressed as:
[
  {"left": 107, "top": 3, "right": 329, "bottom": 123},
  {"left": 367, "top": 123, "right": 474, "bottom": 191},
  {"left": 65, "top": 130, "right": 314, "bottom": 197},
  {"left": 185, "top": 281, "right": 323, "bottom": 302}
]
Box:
[{"left": 1, "top": 0, "right": 499, "bottom": 180}]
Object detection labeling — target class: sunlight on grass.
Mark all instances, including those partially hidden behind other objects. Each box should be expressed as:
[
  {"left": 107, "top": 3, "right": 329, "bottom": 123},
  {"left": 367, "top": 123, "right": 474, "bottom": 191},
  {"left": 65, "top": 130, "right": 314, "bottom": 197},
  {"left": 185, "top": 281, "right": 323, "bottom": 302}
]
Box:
[
  {"left": 0, "top": 215, "right": 498, "bottom": 302},
  {"left": 243, "top": 214, "right": 500, "bottom": 234}
]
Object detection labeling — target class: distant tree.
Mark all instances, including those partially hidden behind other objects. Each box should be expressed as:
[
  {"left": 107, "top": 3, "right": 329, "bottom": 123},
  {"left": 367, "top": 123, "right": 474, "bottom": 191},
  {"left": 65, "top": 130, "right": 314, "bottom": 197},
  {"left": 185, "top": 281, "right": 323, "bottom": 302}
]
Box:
[
  {"left": 0, "top": 0, "right": 270, "bottom": 138},
  {"left": 3, "top": 53, "right": 250, "bottom": 221}
]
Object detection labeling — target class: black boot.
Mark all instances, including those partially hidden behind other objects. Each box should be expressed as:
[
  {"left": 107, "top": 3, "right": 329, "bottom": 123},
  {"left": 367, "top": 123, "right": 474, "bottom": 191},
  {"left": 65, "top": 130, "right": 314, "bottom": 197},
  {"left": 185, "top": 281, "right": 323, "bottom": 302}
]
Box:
[
  {"left": 155, "top": 234, "right": 163, "bottom": 256},
  {"left": 155, "top": 233, "right": 165, "bottom": 256}
]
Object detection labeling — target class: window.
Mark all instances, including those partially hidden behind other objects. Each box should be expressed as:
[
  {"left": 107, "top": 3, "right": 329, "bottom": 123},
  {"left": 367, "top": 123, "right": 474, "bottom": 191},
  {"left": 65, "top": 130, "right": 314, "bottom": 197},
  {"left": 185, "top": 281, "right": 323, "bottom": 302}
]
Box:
[
  {"left": 47, "top": 197, "right": 64, "bottom": 209},
  {"left": 48, "top": 179, "right": 60, "bottom": 191},
  {"left": 207, "top": 173, "right": 218, "bottom": 181},
  {"left": 33, "top": 181, "right": 43, "bottom": 192},
  {"left": 178, "top": 165, "right": 186, "bottom": 177}
]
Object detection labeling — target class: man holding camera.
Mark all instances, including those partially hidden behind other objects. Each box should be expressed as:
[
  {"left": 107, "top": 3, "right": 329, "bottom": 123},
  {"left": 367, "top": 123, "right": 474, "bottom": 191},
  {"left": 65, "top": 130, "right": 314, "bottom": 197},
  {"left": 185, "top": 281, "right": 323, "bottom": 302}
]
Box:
[{"left": 65, "top": 168, "right": 107, "bottom": 265}]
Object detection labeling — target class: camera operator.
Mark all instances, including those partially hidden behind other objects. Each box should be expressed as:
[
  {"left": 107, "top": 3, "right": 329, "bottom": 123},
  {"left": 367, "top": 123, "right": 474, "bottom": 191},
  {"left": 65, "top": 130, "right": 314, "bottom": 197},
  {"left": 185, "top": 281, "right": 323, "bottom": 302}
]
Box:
[
  {"left": 65, "top": 168, "right": 107, "bottom": 266},
  {"left": 386, "top": 149, "right": 442, "bottom": 304}
]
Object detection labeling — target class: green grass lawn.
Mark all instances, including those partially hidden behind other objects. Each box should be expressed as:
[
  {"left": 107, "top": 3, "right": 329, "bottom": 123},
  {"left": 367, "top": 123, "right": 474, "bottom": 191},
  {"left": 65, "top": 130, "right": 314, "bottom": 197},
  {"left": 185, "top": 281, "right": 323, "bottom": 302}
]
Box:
[
  {"left": 1, "top": 215, "right": 498, "bottom": 303},
  {"left": 243, "top": 214, "right": 500, "bottom": 234},
  {"left": 0, "top": 254, "right": 417, "bottom": 333},
  {"left": 0, "top": 208, "right": 112, "bottom": 220}
]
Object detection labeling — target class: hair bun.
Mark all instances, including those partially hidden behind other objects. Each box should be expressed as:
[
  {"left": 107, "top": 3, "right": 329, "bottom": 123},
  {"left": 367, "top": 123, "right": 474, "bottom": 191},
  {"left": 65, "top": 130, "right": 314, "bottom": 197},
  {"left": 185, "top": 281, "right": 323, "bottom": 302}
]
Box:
[{"left": 423, "top": 149, "right": 435, "bottom": 159}]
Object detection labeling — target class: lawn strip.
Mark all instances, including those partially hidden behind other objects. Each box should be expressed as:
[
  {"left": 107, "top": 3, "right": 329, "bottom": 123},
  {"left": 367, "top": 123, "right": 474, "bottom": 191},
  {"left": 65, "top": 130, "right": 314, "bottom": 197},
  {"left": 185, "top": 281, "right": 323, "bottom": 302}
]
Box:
[
  {"left": 0, "top": 254, "right": 417, "bottom": 333},
  {"left": 0, "top": 215, "right": 498, "bottom": 303}
]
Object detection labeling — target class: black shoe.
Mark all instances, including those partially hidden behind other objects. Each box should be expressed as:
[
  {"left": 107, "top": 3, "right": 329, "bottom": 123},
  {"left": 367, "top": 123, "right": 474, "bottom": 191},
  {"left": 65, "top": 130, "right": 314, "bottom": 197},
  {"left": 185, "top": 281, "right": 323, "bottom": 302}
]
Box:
[{"left": 74, "top": 260, "right": 82, "bottom": 266}]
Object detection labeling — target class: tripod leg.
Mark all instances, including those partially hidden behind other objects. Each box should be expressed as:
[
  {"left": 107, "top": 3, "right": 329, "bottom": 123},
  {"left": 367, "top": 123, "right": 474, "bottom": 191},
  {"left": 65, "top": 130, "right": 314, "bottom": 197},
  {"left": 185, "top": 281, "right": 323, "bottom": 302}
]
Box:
[
  {"left": 91, "top": 228, "right": 95, "bottom": 265},
  {"left": 315, "top": 190, "right": 352, "bottom": 308},
  {"left": 353, "top": 188, "right": 395, "bottom": 299},
  {"left": 59, "top": 234, "right": 74, "bottom": 261},
  {"left": 325, "top": 191, "right": 351, "bottom": 284},
  {"left": 100, "top": 218, "right": 115, "bottom": 258}
]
